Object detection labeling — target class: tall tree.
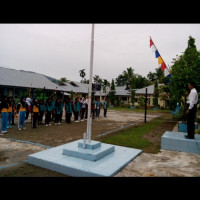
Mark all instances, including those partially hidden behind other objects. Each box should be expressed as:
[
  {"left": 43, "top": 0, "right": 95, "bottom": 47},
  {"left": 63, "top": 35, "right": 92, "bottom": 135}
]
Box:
[
  {"left": 93, "top": 75, "right": 103, "bottom": 84},
  {"left": 169, "top": 36, "right": 200, "bottom": 109},
  {"left": 102, "top": 79, "right": 110, "bottom": 93},
  {"left": 115, "top": 67, "right": 134, "bottom": 86},
  {"left": 79, "top": 69, "right": 86, "bottom": 82},
  {"left": 109, "top": 79, "right": 116, "bottom": 105},
  {"left": 130, "top": 76, "right": 136, "bottom": 105}
]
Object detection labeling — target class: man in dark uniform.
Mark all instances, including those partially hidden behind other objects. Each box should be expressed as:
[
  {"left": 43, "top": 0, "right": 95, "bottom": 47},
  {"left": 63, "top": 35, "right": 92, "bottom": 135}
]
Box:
[{"left": 185, "top": 81, "right": 198, "bottom": 139}]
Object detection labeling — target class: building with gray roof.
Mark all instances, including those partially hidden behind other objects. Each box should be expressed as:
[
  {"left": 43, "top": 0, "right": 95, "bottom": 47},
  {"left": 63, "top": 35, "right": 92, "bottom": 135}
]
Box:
[{"left": 0, "top": 66, "right": 64, "bottom": 98}]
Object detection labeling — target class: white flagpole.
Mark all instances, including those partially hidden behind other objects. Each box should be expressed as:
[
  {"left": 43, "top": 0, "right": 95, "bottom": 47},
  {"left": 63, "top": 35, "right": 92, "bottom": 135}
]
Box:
[{"left": 87, "top": 24, "right": 95, "bottom": 142}]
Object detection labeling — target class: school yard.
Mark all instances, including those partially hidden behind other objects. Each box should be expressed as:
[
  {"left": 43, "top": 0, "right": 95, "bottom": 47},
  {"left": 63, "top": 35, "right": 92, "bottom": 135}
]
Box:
[{"left": 0, "top": 109, "right": 200, "bottom": 177}]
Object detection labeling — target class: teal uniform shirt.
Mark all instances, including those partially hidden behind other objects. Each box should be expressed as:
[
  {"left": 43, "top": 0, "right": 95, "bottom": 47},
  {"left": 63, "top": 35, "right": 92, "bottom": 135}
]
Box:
[
  {"left": 65, "top": 103, "right": 72, "bottom": 113},
  {"left": 104, "top": 101, "right": 108, "bottom": 109},
  {"left": 74, "top": 102, "right": 80, "bottom": 112}
]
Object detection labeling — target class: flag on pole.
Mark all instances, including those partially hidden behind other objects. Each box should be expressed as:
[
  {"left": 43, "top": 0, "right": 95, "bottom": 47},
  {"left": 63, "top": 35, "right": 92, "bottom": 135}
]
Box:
[{"left": 149, "top": 37, "right": 171, "bottom": 79}]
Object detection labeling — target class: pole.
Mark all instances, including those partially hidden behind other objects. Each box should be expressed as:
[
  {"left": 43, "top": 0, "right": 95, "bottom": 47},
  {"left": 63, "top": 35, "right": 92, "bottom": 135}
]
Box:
[
  {"left": 150, "top": 36, "right": 170, "bottom": 73},
  {"left": 144, "top": 88, "right": 147, "bottom": 123},
  {"left": 87, "top": 24, "right": 95, "bottom": 142}
]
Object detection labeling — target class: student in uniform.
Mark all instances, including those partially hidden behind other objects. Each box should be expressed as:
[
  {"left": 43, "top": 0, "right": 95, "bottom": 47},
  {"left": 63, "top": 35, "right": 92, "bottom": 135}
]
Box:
[
  {"left": 17, "top": 97, "right": 27, "bottom": 130},
  {"left": 25, "top": 97, "right": 32, "bottom": 122},
  {"left": 80, "top": 97, "right": 86, "bottom": 121},
  {"left": 0, "top": 96, "right": 9, "bottom": 134},
  {"left": 38, "top": 99, "right": 45, "bottom": 125},
  {"left": 65, "top": 98, "right": 72, "bottom": 124},
  {"left": 95, "top": 98, "right": 101, "bottom": 118},
  {"left": 45, "top": 98, "right": 53, "bottom": 127},
  {"left": 7, "top": 97, "right": 13, "bottom": 128},
  {"left": 91, "top": 100, "right": 95, "bottom": 119},
  {"left": 85, "top": 98, "right": 88, "bottom": 120},
  {"left": 10, "top": 96, "right": 16, "bottom": 125},
  {"left": 60, "top": 98, "right": 64, "bottom": 122},
  {"left": 74, "top": 97, "right": 80, "bottom": 122},
  {"left": 54, "top": 98, "right": 62, "bottom": 125},
  {"left": 103, "top": 98, "right": 108, "bottom": 117},
  {"left": 31, "top": 98, "right": 39, "bottom": 128}
]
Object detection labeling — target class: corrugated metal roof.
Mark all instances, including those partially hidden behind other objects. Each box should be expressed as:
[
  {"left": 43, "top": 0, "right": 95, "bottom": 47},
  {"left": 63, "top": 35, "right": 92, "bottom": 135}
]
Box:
[
  {"left": 115, "top": 86, "right": 130, "bottom": 96},
  {"left": 135, "top": 85, "right": 155, "bottom": 94},
  {"left": 135, "top": 84, "right": 164, "bottom": 95},
  {"left": 0, "top": 66, "right": 64, "bottom": 91}
]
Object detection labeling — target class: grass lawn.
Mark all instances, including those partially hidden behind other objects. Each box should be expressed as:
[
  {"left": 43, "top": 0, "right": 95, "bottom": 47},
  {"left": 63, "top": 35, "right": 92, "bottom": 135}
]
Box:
[{"left": 98, "top": 117, "right": 167, "bottom": 153}]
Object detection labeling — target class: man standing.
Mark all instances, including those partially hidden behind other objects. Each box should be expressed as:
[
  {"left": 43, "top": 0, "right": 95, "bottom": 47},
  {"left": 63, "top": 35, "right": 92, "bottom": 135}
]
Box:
[
  {"left": 185, "top": 81, "right": 198, "bottom": 139},
  {"left": 104, "top": 99, "right": 108, "bottom": 117}
]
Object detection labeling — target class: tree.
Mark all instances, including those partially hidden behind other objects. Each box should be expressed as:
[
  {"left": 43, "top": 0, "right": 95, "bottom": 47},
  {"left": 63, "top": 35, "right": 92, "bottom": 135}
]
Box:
[
  {"left": 102, "top": 79, "right": 110, "bottom": 93},
  {"left": 109, "top": 79, "right": 116, "bottom": 105},
  {"left": 130, "top": 76, "right": 136, "bottom": 105},
  {"left": 79, "top": 69, "right": 86, "bottom": 82},
  {"left": 93, "top": 75, "right": 102, "bottom": 84},
  {"left": 58, "top": 77, "right": 69, "bottom": 85},
  {"left": 147, "top": 67, "right": 166, "bottom": 84},
  {"left": 81, "top": 78, "right": 89, "bottom": 84},
  {"left": 115, "top": 67, "right": 134, "bottom": 86},
  {"left": 169, "top": 36, "right": 200, "bottom": 109}
]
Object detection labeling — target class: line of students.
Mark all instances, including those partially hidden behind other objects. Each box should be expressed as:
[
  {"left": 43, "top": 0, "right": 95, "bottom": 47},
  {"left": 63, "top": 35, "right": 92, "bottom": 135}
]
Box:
[{"left": 0, "top": 95, "right": 109, "bottom": 134}]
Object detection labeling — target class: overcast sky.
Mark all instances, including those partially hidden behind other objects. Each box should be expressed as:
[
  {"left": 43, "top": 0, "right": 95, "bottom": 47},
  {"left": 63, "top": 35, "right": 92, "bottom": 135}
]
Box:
[{"left": 0, "top": 23, "right": 200, "bottom": 82}]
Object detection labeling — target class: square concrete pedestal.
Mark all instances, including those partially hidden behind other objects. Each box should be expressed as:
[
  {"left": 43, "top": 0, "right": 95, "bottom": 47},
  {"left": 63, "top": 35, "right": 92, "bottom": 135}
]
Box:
[
  {"left": 27, "top": 139, "right": 142, "bottom": 177},
  {"left": 161, "top": 131, "right": 200, "bottom": 154}
]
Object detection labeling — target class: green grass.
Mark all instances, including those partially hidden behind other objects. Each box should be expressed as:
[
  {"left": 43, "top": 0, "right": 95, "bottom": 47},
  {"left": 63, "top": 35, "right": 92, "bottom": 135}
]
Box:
[{"left": 98, "top": 118, "right": 164, "bottom": 151}]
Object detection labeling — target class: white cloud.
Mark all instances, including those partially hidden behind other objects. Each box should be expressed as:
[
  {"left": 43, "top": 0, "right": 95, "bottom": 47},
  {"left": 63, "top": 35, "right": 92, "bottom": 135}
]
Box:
[{"left": 0, "top": 23, "right": 200, "bottom": 82}]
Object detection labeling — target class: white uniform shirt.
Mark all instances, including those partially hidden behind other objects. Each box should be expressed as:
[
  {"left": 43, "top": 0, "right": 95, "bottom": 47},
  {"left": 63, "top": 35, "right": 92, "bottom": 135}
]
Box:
[{"left": 188, "top": 88, "right": 198, "bottom": 110}]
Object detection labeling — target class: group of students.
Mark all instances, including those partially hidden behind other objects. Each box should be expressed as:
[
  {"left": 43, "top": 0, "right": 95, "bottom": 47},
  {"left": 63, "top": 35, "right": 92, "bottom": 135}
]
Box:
[{"left": 0, "top": 95, "right": 108, "bottom": 134}]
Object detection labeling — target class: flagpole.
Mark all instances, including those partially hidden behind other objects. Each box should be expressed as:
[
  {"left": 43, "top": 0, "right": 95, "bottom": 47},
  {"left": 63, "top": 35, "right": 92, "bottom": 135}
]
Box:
[
  {"left": 87, "top": 24, "right": 95, "bottom": 142},
  {"left": 150, "top": 36, "right": 170, "bottom": 73}
]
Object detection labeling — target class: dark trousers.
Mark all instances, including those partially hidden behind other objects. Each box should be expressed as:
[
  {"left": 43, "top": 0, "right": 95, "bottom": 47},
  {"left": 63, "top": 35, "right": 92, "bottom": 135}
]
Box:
[
  {"left": 96, "top": 108, "right": 100, "bottom": 118},
  {"left": 81, "top": 108, "right": 85, "bottom": 120},
  {"left": 25, "top": 111, "right": 29, "bottom": 120},
  {"left": 32, "top": 112, "right": 38, "bottom": 128},
  {"left": 104, "top": 108, "right": 107, "bottom": 117},
  {"left": 186, "top": 104, "right": 197, "bottom": 138},
  {"left": 85, "top": 109, "right": 88, "bottom": 119},
  {"left": 45, "top": 111, "right": 51, "bottom": 125},
  {"left": 74, "top": 111, "right": 79, "bottom": 121},
  {"left": 12, "top": 111, "right": 15, "bottom": 125},
  {"left": 66, "top": 112, "right": 71, "bottom": 123},
  {"left": 38, "top": 111, "right": 44, "bottom": 124},
  {"left": 55, "top": 113, "right": 61, "bottom": 123}
]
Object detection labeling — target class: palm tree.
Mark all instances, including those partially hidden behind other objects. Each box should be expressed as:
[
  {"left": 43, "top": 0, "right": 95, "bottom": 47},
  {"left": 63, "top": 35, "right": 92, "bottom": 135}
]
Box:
[
  {"left": 102, "top": 79, "right": 110, "bottom": 93},
  {"left": 79, "top": 69, "right": 86, "bottom": 82}
]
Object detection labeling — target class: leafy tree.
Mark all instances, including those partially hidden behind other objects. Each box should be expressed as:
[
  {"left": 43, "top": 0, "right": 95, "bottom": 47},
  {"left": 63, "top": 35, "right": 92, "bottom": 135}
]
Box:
[
  {"left": 108, "top": 79, "right": 116, "bottom": 105},
  {"left": 79, "top": 69, "right": 86, "bottom": 82},
  {"left": 130, "top": 76, "right": 136, "bottom": 105},
  {"left": 138, "top": 96, "right": 145, "bottom": 108},
  {"left": 93, "top": 75, "right": 103, "bottom": 84},
  {"left": 147, "top": 67, "right": 166, "bottom": 84},
  {"left": 102, "top": 79, "right": 110, "bottom": 93},
  {"left": 81, "top": 78, "right": 89, "bottom": 84},
  {"left": 58, "top": 77, "right": 69, "bottom": 85},
  {"left": 169, "top": 36, "right": 200, "bottom": 109},
  {"left": 115, "top": 67, "right": 134, "bottom": 86},
  {"left": 70, "top": 90, "right": 75, "bottom": 100}
]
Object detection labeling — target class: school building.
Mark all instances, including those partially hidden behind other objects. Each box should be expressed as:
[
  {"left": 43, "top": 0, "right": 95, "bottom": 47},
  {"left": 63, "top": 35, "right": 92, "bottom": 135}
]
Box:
[{"left": 0, "top": 66, "right": 167, "bottom": 107}]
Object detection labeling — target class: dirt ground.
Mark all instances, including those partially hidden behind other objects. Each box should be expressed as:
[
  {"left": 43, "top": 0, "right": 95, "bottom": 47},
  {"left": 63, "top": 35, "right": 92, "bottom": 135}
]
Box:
[{"left": 0, "top": 110, "right": 200, "bottom": 177}]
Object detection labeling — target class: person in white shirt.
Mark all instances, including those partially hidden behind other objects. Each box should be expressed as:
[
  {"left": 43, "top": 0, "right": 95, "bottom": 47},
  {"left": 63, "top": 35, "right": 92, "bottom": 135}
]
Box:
[
  {"left": 185, "top": 81, "right": 198, "bottom": 139},
  {"left": 25, "top": 97, "right": 32, "bottom": 122}
]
